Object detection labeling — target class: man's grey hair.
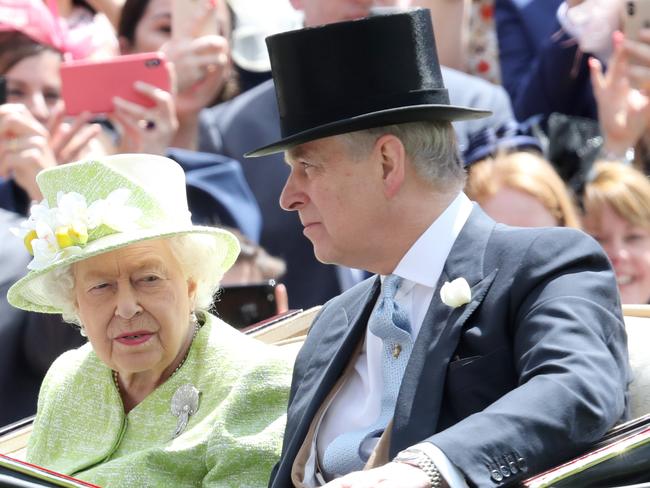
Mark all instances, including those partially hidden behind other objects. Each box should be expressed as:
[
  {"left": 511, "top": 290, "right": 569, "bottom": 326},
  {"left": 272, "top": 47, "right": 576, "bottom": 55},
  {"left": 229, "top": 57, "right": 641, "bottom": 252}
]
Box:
[
  {"left": 40, "top": 234, "right": 226, "bottom": 327},
  {"left": 341, "top": 121, "right": 465, "bottom": 190}
]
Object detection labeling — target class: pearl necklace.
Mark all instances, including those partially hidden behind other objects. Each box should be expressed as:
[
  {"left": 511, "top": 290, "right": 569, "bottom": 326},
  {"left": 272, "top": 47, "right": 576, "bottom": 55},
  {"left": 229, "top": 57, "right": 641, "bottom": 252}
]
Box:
[{"left": 112, "top": 320, "right": 200, "bottom": 394}]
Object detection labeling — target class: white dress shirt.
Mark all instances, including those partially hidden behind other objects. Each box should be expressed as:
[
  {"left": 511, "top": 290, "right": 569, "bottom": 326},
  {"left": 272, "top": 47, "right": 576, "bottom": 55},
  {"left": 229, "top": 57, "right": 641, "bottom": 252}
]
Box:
[{"left": 302, "top": 192, "right": 474, "bottom": 487}]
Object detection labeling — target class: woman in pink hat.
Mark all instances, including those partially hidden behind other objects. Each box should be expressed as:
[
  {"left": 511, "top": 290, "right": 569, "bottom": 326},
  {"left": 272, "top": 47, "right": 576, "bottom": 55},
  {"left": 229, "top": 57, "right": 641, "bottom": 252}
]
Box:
[{"left": 0, "top": 0, "right": 178, "bottom": 212}]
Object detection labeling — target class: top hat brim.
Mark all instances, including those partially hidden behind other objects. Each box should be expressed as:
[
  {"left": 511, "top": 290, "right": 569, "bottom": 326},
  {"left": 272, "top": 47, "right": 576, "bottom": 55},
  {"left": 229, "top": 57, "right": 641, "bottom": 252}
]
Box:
[{"left": 245, "top": 104, "right": 491, "bottom": 158}]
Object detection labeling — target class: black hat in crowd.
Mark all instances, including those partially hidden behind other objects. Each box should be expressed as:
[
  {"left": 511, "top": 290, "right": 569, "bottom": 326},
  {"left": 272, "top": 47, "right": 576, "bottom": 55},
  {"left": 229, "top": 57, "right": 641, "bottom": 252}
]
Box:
[{"left": 246, "top": 8, "right": 491, "bottom": 157}]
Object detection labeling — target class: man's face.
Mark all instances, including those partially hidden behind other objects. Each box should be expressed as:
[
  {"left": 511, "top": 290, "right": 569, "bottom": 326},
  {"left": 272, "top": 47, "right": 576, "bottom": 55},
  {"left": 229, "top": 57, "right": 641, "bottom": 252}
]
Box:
[
  {"left": 292, "top": 0, "right": 408, "bottom": 27},
  {"left": 280, "top": 135, "right": 386, "bottom": 269}
]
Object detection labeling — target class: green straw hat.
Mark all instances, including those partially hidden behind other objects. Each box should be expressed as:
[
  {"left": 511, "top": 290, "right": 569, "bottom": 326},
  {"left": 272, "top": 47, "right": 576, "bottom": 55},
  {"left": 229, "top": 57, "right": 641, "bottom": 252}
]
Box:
[{"left": 8, "top": 154, "right": 240, "bottom": 314}]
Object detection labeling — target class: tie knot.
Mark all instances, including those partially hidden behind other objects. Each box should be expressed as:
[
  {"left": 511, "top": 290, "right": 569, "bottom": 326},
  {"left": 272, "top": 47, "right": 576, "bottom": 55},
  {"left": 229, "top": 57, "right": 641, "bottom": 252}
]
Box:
[{"left": 382, "top": 274, "right": 402, "bottom": 300}]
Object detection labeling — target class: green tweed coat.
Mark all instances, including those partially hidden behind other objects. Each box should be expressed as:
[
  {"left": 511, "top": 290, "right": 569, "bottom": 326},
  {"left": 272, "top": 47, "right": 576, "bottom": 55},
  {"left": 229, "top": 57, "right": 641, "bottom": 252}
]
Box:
[{"left": 27, "top": 313, "right": 293, "bottom": 487}]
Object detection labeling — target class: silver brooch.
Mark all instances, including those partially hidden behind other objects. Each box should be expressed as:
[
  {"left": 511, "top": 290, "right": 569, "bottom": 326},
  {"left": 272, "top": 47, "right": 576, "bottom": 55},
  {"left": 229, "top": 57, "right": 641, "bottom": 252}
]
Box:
[{"left": 171, "top": 383, "right": 200, "bottom": 438}]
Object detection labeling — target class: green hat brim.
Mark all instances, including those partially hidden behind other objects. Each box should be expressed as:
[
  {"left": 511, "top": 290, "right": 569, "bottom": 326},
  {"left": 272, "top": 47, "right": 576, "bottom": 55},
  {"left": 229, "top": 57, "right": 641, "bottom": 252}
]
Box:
[{"left": 8, "top": 225, "right": 239, "bottom": 314}]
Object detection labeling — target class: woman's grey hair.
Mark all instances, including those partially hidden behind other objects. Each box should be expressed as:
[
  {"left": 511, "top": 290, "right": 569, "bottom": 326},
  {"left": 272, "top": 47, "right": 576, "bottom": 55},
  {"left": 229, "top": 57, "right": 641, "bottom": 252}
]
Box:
[
  {"left": 41, "top": 234, "right": 227, "bottom": 326},
  {"left": 340, "top": 121, "right": 465, "bottom": 190}
]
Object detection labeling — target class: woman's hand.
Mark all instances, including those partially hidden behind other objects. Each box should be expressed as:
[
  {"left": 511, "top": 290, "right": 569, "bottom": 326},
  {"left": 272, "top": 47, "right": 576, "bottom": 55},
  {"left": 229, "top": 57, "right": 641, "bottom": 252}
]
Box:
[
  {"left": 111, "top": 81, "right": 178, "bottom": 155},
  {"left": 0, "top": 104, "right": 58, "bottom": 201},
  {"left": 274, "top": 283, "right": 289, "bottom": 315},
  {"left": 591, "top": 31, "right": 650, "bottom": 155},
  {"left": 162, "top": 34, "right": 232, "bottom": 122},
  {"left": 47, "top": 106, "right": 102, "bottom": 163},
  {"left": 161, "top": 4, "right": 232, "bottom": 120}
]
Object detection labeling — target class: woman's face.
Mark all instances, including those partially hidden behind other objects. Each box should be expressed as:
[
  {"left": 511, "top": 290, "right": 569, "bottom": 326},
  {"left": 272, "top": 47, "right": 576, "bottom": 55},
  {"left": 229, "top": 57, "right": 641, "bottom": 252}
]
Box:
[
  {"left": 73, "top": 239, "right": 197, "bottom": 377},
  {"left": 129, "top": 0, "right": 172, "bottom": 53},
  {"left": 4, "top": 50, "right": 63, "bottom": 125},
  {"left": 584, "top": 203, "right": 650, "bottom": 304},
  {"left": 479, "top": 186, "right": 559, "bottom": 228}
]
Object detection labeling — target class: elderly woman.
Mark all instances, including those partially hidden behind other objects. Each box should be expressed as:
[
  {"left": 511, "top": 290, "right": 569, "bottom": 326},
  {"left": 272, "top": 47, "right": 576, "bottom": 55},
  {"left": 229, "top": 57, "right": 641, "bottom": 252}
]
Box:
[
  {"left": 582, "top": 161, "right": 650, "bottom": 305},
  {"left": 7, "top": 154, "right": 292, "bottom": 486}
]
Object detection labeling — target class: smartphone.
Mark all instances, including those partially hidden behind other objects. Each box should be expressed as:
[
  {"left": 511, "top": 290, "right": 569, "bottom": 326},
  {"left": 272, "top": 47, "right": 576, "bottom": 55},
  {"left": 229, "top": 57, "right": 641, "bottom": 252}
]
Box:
[
  {"left": 624, "top": 0, "right": 650, "bottom": 41},
  {"left": 60, "top": 52, "right": 171, "bottom": 116},
  {"left": 212, "top": 280, "right": 278, "bottom": 329},
  {"left": 172, "top": 0, "right": 219, "bottom": 40},
  {"left": 0, "top": 76, "right": 6, "bottom": 104}
]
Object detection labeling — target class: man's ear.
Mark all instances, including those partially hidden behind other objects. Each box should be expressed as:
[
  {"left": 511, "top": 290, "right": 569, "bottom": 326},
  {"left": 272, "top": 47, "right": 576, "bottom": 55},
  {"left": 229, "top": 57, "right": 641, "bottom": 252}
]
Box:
[
  {"left": 375, "top": 134, "right": 406, "bottom": 199},
  {"left": 289, "top": 0, "right": 303, "bottom": 10}
]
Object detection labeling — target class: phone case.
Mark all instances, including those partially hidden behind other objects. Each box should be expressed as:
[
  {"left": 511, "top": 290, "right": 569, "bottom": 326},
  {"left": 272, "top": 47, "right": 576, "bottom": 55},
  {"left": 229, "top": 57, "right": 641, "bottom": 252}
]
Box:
[
  {"left": 624, "top": 0, "right": 650, "bottom": 41},
  {"left": 60, "top": 52, "right": 171, "bottom": 116},
  {"left": 212, "top": 280, "right": 277, "bottom": 329}
]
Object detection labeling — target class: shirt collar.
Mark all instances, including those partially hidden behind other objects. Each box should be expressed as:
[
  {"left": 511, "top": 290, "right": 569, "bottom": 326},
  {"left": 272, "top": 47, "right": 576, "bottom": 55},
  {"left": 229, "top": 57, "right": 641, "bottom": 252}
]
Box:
[{"left": 393, "top": 192, "right": 474, "bottom": 288}]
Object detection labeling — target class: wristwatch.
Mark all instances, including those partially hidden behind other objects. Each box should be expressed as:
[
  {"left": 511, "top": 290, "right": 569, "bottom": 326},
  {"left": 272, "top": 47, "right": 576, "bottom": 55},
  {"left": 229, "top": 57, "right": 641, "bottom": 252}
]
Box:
[{"left": 394, "top": 447, "right": 443, "bottom": 488}]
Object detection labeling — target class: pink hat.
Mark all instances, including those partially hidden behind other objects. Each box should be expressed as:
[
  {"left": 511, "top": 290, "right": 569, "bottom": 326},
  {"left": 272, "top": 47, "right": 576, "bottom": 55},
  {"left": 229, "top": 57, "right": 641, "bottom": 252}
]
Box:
[{"left": 0, "top": 0, "right": 91, "bottom": 59}]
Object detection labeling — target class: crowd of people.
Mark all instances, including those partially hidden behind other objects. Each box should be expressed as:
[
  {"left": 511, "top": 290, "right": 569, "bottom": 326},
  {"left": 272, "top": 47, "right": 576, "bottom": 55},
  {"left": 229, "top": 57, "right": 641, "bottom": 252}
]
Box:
[{"left": 0, "top": 0, "right": 647, "bottom": 487}]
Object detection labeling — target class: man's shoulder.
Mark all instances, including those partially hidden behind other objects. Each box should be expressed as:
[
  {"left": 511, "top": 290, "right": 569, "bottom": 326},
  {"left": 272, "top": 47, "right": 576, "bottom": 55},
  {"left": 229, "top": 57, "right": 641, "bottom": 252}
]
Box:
[
  {"left": 201, "top": 79, "right": 276, "bottom": 129},
  {"left": 199, "top": 79, "right": 279, "bottom": 154},
  {"left": 487, "top": 223, "right": 604, "bottom": 266},
  {"left": 442, "top": 66, "right": 512, "bottom": 114},
  {"left": 493, "top": 223, "right": 599, "bottom": 250}
]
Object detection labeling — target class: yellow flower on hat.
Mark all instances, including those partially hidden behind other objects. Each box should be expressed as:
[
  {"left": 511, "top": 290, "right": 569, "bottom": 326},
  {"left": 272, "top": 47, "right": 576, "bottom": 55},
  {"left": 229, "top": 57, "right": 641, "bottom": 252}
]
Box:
[
  {"left": 55, "top": 222, "right": 89, "bottom": 249},
  {"left": 23, "top": 229, "right": 38, "bottom": 255}
]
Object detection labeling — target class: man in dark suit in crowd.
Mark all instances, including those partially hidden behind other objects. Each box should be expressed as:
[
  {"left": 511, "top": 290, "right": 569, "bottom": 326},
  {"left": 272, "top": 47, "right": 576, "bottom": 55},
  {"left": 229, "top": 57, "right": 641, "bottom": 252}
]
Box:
[
  {"left": 245, "top": 9, "right": 629, "bottom": 488},
  {"left": 199, "top": 0, "right": 514, "bottom": 309}
]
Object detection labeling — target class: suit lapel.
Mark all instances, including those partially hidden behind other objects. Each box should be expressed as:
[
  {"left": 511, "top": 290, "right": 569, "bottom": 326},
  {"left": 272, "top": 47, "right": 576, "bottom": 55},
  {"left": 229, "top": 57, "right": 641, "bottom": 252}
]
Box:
[
  {"left": 391, "top": 207, "right": 498, "bottom": 456},
  {"left": 283, "top": 277, "right": 381, "bottom": 466}
]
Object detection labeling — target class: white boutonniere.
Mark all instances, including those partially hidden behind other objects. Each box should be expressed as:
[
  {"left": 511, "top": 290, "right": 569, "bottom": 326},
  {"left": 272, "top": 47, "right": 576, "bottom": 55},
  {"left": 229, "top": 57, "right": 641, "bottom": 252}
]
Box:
[{"left": 440, "top": 277, "right": 472, "bottom": 308}]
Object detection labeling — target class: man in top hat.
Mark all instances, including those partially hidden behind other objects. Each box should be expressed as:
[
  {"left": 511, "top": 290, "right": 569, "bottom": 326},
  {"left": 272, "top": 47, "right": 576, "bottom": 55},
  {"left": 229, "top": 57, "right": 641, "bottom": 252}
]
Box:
[
  {"left": 198, "top": 0, "right": 514, "bottom": 311},
  {"left": 246, "top": 9, "right": 630, "bottom": 488}
]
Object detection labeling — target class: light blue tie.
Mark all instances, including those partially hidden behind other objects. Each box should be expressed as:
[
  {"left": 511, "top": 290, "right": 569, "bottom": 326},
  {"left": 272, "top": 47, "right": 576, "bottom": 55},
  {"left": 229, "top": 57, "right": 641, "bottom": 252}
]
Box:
[{"left": 321, "top": 274, "right": 413, "bottom": 480}]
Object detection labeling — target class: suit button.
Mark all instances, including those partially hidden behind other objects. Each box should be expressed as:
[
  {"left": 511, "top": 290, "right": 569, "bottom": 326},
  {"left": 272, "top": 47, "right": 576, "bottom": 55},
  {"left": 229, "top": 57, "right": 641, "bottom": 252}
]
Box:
[
  {"left": 490, "top": 469, "right": 503, "bottom": 482},
  {"left": 506, "top": 454, "right": 519, "bottom": 475},
  {"left": 499, "top": 464, "right": 511, "bottom": 478},
  {"left": 517, "top": 457, "right": 528, "bottom": 472}
]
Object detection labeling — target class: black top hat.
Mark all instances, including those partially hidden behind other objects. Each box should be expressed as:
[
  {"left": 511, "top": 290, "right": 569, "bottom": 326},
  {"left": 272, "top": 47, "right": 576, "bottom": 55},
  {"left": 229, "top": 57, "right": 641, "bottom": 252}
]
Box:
[{"left": 246, "top": 8, "right": 491, "bottom": 157}]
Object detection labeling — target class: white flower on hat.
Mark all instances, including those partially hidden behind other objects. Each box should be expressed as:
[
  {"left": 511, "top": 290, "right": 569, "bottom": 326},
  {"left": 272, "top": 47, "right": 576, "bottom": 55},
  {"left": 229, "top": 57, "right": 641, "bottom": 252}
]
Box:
[
  {"left": 14, "top": 188, "right": 142, "bottom": 271},
  {"left": 55, "top": 191, "right": 90, "bottom": 226},
  {"left": 11, "top": 200, "right": 57, "bottom": 254},
  {"left": 440, "top": 277, "right": 472, "bottom": 308},
  {"left": 88, "top": 188, "right": 142, "bottom": 232}
]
